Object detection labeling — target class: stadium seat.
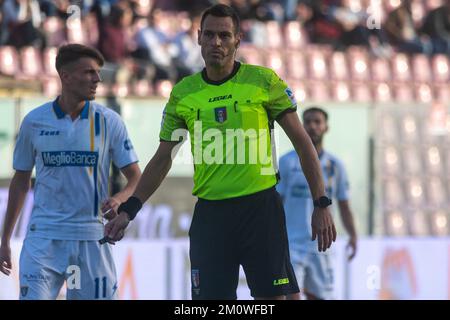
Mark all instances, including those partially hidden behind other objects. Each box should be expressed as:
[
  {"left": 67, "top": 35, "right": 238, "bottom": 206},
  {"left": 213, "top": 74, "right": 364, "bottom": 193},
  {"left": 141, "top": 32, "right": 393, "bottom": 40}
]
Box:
[
  {"left": 371, "top": 58, "right": 391, "bottom": 82},
  {"left": 308, "top": 49, "right": 328, "bottom": 80},
  {"left": 329, "top": 51, "right": 349, "bottom": 80},
  {"left": 411, "top": 54, "right": 432, "bottom": 82},
  {"left": 67, "top": 16, "right": 85, "bottom": 44},
  {"left": 285, "top": 51, "right": 307, "bottom": 80},
  {"left": 431, "top": 210, "right": 448, "bottom": 236},
  {"left": 411, "top": 0, "right": 426, "bottom": 27},
  {"left": 425, "top": 145, "right": 442, "bottom": 174},
  {"left": 237, "top": 45, "right": 264, "bottom": 66},
  {"left": 379, "top": 113, "right": 398, "bottom": 143},
  {"left": 284, "top": 21, "right": 308, "bottom": 49},
  {"left": 20, "top": 47, "right": 43, "bottom": 78},
  {"left": 155, "top": 80, "right": 173, "bottom": 98},
  {"left": 352, "top": 82, "right": 372, "bottom": 102},
  {"left": 394, "top": 84, "right": 414, "bottom": 102},
  {"left": 112, "top": 83, "right": 130, "bottom": 98},
  {"left": 434, "top": 84, "right": 449, "bottom": 103},
  {"left": 432, "top": 54, "right": 449, "bottom": 83},
  {"left": 409, "top": 210, "right": 429, "bottom": 236},
  {"left": 308, "top": 81, "right": 330, "bottom": 101},
  {"left": 332, "top": 81, "right": 351, "bottom": 102},
  {"left": 383, "top": 146, "right": 401, "bottom": 174},
  {"left": 43, "top": 17, "right": 66, "bottom": 47},
  {"left": 286, "top": 79, "right": 308, "bottom": 102},
  {"left": 133, "top": 79, "right": 153, "bottom": 97},
  {"left": 42, "top": 77, "right": 61, "bottom": 97},
  {"left": 265, "top": 49, "right": 285, "bottom": 79},
  {"left": 400, "top": 115, "right": 420, "bottom": 142},
  {"left": 83, "top": 13, "right": 100, "bottom": 48},
  {"left": 426, "top": 177, "right": 446, "bottom": 207},
  {"left": 406, "top": 177, "right": 425, "bottom": 206},
  {"left": 373, "top": 82, "right": 393, "bottom": 102},
  {"left": 414, "top": 83, "right": 433, "bottom": 103},
  {"left": 43, "top": 47, "right": 58, "bottom": 76},
  {"left": 0, "top": 46, "right": 19, "bottom": 76},
  {"left": 402, "top": 146, "right": 422, "bottom": 174},
  {"left": 392, "top": 53, "right": 411, "bottom": 82},
  {"left": 265, "top": 21, "right": 283, "bottom": 48},
  {"left": 386, "top": 210, "right": 408, "bottom": 236}
]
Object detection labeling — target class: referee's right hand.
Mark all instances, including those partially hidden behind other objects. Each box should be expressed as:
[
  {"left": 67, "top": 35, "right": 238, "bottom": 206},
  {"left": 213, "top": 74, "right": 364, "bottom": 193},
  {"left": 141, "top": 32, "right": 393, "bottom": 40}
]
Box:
[
  {"left": 0, "top": 244, "right": 12, "bottom": 276},
  {"left": 104, "top": 212, "right": 130, "bottom": 243},
  {"left": 311, "top": 207, "right": 337, "bottom": 252}
]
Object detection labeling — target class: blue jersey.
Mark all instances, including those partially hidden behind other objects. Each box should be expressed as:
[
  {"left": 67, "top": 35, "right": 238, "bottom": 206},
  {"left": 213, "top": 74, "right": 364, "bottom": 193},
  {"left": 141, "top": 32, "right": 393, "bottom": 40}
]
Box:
[
  {"left": 277, "top": 150, "right": 349, "bottom": 253},
  {"left": 13, "top": 98, "right": 138, "bottom": 240}
]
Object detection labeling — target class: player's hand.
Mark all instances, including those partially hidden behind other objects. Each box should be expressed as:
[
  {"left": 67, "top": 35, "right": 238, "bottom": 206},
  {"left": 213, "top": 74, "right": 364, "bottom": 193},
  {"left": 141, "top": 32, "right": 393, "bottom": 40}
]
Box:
[
  {"left": 346, "top": 236, "right": 357, "bottom": 261},
  {"left": 104, "top": 212, "right": 130, "bottom": 242},
  {"left": 101, "top": 197, "right": 120, "bottom": 220},
  {"left": 311, "top": 207, "right": 337, "bottom": 252},
  {"left": 0, "top": 244, "right": 12, "bottom": 276}
]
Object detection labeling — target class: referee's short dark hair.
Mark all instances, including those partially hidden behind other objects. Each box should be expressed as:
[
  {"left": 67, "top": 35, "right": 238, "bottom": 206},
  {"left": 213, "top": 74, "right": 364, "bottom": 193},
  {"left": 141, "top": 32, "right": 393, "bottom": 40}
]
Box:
[
  {"left": 201, "top": 4, "right": 240, "bottom": 34},
  {"left": 302, "top": 106, "right": 329, "bottom": 121},
  {"left": 55, "top": 43, "right": 104, "bottom": 74}
]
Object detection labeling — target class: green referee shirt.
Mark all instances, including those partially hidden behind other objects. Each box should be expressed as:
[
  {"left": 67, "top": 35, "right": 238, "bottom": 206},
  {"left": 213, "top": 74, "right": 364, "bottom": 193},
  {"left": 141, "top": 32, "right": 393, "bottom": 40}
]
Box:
[{"left": 160, "top": 61, "right": 297, "bottom": 200}]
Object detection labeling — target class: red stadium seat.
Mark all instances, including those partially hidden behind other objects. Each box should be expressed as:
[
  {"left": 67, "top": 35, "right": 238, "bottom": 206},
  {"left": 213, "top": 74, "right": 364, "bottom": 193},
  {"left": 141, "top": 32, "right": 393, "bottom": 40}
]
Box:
[
  {"left": 43, "top": 47, "right": 58, "bottom": 76},
  {"left": 373, "top": 82, "right": 393, "bottom": 102},
  {"left": 371, "top": 58, "right": 391, "bottom": 82},
  {"left": 414, "top": 83, "right": 433, "bottom": 103},
  {"left": 20, "top": 46, "right": 43, "bottom": 78},
  {"left": 308, "top": 49, "right": 328, "bottom": 80},
  {"left": 42, "top": 77, "right": 61, "bottom": 97},
  {"left": 265, "top": 21, "right": 283, "bottom": 48},
  {"left": 434, "top": 84, "right": 449, "bottom": 103},
  {"left": 432, "top": 54, "right": 449, "bottom": 82},
  {"left": 411, "top": 54, "right": 432, "bottom": 82},
  {"left": 308, "top": 81, "right": 330, "bottom": 101},
  {"left": 67, "top": 16, "right": 85, "bottom": 44},
  {"left": 284, "top": 21, "right": 308, "bottom": 49},
  {"left": 431, "top": 210, "right": 449, "bottom": 236},
  {"left": 392, "top": 53, "right": 411, "bottom": 82},
  {"left": 237, "top": 45, "right": 264, "bottom": 66},
  {"left": 43, "top": 17, "right": 66, "bottom": 47},
  {"left": 349, "top": 50, "right": 370, "bottom": 81},
  {"left": 331, "top": 81, "right": 351, "bottom": 102},
  {"left": 0, "top": 46, "right": 19, "bottom": 76},
  {"left": 285, "top": 51, "right": 307, "bottom": 80},
  {"left": 352, "top": 82, "right": 372, "bottom": 102},
  {"left": 155, "top": 80, "right": 173, "bottom": 98},
  {"left": 112, "top": 83, "right": 130, "bottom": 98},
  {"left": 394, "top": 83, "right": 414, "bottom": 102},
  {"left": 133, "top": 79, "right": 153, "bottom": 97},
  {"left": 329, "top": 51, "right": 349, "bottom": 80},
  {"left": 265, "top": 49, "right": 285, "bottom": 79}
]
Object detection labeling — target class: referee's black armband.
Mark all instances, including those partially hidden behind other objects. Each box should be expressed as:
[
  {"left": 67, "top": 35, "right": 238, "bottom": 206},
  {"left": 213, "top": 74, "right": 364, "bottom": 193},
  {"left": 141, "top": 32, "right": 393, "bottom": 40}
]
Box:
[{"left": 118, "top": 196, "right": 142, "bottom": 221}]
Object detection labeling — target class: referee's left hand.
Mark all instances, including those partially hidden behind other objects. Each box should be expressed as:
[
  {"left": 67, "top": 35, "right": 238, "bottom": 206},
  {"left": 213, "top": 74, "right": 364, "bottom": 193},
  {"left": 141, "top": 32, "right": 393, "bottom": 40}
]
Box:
[
  {"left": 311, "top": 207, "right": 337, "bottom": 252},
  {"left": 104, "top": 212, "right": 130, "bottom": 242}
]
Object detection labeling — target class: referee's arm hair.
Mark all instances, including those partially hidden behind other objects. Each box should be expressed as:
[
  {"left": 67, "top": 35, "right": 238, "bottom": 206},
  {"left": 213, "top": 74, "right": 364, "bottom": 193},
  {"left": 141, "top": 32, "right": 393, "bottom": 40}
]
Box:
[
  {"left": 277, "top": 111, "right": 337, "bottom": 252},
  {"left": 104, "top": 141, "right": 180, "bottom": 241}
]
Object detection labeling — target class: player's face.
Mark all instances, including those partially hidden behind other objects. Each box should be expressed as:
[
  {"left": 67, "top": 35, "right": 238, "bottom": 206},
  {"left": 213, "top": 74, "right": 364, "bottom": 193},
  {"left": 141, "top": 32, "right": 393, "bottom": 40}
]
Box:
[
  {"left": 61, "top": 57, "right": 102, "bottom": 101},
  {"left": 198, "top": 15, "right": 240, "bottom": 68},
  {"left": 303, "top": 112, "right": 328, "bottom": 146}
]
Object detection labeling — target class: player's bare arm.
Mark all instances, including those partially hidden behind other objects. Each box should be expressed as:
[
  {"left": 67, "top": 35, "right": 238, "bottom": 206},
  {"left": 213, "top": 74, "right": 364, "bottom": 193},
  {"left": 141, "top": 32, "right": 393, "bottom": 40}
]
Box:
[
  {"left": 338, "top": 200, "right": 358, "bottom": 260},
  {"left": 101, "top": 163, "right": 141, "bottom": 220},
  {"left": 277, "top": 111, "right": 337, "bottom": 252},
  {"left": 0, "top": 170, "right": 32, "bottom": 275},
  {"left": 104, "top": 141, "right": 180, "bottom": 241}
]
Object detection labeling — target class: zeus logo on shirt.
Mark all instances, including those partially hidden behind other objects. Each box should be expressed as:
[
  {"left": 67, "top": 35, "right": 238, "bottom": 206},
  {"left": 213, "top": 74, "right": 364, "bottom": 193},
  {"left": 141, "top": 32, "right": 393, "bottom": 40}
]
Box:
[
  {"left": 40, "top": 130, "right": 60, "bottom": 136},
  {"left": 42, "top": 151, "right": 98, "bottom": 167}
]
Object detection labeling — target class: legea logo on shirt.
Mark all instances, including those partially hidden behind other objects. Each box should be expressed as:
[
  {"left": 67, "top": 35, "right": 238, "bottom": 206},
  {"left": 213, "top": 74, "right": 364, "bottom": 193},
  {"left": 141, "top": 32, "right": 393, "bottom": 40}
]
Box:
[{"left": 42, "top": 151, "right": 98, "bottom": 167}]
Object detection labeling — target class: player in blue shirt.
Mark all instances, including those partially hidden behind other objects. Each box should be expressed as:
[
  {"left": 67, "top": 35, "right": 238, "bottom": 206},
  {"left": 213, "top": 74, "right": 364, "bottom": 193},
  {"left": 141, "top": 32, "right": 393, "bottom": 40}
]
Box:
[
  {"left": 0, "top": 44, "right": 141, "bottom": 299},
  {"left": 277, "top": 106, "right": 357, "bottom": 300}
]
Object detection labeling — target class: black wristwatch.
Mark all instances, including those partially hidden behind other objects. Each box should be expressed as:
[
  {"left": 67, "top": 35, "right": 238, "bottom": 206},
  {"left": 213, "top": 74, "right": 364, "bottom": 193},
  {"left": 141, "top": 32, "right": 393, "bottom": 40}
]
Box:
[{"left": 313, "top": 196, "right": 332, "bottom": 208}]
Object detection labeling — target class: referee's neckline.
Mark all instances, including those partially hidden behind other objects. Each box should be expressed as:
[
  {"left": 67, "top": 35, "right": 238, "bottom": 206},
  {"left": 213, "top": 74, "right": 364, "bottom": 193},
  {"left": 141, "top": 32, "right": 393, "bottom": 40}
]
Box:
[{"left": 201, "top": 61, "right": 241, "bottom": 85}]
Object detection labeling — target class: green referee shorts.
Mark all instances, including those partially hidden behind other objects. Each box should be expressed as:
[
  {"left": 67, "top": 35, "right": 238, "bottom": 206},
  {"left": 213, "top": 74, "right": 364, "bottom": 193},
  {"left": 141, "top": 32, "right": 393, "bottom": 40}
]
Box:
[{"left": 189, "top": 186, "right": 299, "bottom": 299}]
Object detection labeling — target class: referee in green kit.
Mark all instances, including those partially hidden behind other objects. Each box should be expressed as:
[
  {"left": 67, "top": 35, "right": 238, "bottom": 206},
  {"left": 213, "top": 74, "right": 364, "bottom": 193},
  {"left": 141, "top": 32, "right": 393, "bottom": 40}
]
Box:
[{"left": 105, "top": 4, "right": 336, "bottom": 300}]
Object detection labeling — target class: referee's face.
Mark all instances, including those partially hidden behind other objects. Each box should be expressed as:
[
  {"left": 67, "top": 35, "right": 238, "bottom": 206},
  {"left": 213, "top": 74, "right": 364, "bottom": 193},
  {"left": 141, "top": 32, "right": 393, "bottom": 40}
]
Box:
[
  {"left": 61, "top": 57, "right": 102, "bottom": 101},
  {"left": 303, "top": 111, "right": 328, "bottom": 146},
  {"left": 198, "top": 15, "right": 240, "bottom": 68}
]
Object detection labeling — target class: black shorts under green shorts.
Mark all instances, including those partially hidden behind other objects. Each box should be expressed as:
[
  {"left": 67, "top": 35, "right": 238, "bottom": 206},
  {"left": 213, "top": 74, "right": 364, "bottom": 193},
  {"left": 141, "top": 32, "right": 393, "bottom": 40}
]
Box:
[{"left": 189, "top": 186, "right": 299, "bottom": 299}]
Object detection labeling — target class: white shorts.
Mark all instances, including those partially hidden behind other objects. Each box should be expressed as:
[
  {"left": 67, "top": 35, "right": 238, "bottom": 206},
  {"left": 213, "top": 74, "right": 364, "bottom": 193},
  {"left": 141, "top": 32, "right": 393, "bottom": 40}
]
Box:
[
  {"left": 290, "top": 250, "right": 334, "bottom": 300},
  {"left": 19, "top": 237, "right": 117, "bottom": 300}
]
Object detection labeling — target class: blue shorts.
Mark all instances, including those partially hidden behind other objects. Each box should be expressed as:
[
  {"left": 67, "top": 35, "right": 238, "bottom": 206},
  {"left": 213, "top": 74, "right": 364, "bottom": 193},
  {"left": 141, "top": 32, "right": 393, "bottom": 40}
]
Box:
[
  {"left": 290, "top": 250, "right": 334, "bottom": 300},
  {"left": 19, "top": 237, "right": 118, "bottom": 300}
]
